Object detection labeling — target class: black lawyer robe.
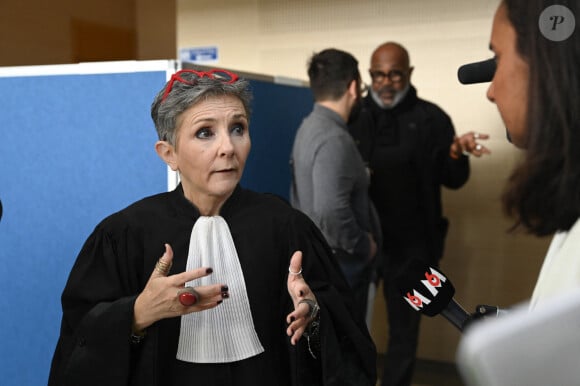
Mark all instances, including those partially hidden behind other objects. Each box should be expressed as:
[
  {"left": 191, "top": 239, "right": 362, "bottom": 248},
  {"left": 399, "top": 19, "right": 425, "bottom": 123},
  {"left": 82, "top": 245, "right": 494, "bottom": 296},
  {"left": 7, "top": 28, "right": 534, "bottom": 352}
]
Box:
[{"left": 48, "top": 184, "right": 377, "bottom": 386}]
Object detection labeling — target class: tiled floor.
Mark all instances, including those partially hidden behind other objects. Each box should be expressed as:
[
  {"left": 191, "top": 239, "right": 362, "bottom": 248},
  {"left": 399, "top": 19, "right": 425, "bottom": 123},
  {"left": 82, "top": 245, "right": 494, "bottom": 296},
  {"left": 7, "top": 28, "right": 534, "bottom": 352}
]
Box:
[{"left": 376, "top": 357, "right": 466, "bottom": 386}]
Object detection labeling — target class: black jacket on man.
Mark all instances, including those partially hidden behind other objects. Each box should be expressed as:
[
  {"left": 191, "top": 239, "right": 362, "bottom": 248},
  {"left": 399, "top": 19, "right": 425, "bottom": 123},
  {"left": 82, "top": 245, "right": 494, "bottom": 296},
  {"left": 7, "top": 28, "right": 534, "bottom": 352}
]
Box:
[{"left": 349, "top": 86, "right": 469, "bottom": 268}]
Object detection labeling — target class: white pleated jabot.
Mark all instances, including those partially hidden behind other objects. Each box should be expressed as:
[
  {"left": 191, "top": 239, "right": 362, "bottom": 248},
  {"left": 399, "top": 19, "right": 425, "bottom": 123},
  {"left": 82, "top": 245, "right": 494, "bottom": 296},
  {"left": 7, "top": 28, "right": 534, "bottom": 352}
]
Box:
[{"left": 176, "top": 216, "right": 264, "bottom": 363}]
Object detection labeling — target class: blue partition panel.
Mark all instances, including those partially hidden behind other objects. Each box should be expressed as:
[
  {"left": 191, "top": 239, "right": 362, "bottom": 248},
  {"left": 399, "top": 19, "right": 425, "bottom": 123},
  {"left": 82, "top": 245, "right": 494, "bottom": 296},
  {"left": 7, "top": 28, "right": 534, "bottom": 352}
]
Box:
[
  {"left": 243, "top": 80, "right": 313, "bottom": 200},
  {"left": 0, "top": 64, "right": 312, "bottom": 386},
  {"left": 0, "top": 68, "right": 168, "bottom": 385}
]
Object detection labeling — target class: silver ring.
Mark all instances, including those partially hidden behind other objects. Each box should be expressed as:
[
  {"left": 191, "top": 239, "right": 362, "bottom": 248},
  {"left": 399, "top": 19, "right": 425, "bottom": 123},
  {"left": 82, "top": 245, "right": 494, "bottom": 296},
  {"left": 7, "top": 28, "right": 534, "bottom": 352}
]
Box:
[
  {"left": 473, "top": 133, "right": 480, "bottom": 139},
  {"left": 475, "top": 144, "right": 482, "bottom": 151},
  {"left": 462, "top": 150, "right": 471, "bottom": 156},
  {"left": 288, "top": 267, "right": 303, "bottom": 275}
]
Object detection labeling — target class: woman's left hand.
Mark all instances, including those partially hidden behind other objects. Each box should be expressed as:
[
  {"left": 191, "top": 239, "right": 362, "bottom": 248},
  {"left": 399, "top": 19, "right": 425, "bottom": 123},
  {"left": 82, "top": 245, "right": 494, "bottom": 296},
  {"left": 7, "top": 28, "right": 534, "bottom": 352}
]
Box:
[{"left": 285, "top": 250, "right": 318, "bottom": 345}]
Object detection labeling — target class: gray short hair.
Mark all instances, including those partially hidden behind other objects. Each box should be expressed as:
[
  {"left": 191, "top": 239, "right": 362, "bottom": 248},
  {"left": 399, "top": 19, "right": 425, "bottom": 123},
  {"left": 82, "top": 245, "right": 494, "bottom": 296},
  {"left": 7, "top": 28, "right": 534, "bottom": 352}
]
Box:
[{"left": 150, "top": 70, "right": 252, "bottom": 145}]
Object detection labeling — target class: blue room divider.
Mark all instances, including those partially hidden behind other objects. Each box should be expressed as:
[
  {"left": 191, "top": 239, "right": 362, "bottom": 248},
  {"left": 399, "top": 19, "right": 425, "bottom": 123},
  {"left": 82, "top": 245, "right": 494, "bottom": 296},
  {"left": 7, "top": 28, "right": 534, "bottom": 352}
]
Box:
[{"left": 0, "top": 60, "right": 312, "bottom": 385}]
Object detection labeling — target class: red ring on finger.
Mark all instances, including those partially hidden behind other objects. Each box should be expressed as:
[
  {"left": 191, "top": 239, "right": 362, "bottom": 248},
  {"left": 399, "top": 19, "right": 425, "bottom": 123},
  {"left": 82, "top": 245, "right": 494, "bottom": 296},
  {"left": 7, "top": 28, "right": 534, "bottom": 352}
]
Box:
[{"left": 179, "top": 292, "right": 198, "bottom": 306}]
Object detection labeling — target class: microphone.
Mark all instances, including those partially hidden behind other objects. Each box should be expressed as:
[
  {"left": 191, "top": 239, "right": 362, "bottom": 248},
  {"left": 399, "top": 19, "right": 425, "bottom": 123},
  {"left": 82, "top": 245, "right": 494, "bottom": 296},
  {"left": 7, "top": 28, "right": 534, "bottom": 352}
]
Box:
[
  {"left": 457, "top": 58, "right": 496, "bottom": 85},
  {"left": 397, "top": 261, "right": 473, "bottom": 332}
]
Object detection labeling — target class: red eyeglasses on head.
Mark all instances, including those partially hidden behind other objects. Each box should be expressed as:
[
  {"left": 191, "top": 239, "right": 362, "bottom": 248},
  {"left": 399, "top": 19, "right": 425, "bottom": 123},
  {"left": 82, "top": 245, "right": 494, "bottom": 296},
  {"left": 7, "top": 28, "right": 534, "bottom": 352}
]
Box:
[{"left": 161, "top": 69, "right": 240, "bottom": 102}]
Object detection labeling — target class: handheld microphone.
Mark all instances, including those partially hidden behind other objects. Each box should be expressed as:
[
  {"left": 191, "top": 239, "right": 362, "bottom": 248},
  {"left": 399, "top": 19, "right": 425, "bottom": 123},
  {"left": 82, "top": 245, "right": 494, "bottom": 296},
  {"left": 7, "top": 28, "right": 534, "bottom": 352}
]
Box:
[
  {"left": 457, "top": 58, "right": 496, "bottom": 85},
  {"left": 397, "top": 261, "right": 473, "bottom": 332}
]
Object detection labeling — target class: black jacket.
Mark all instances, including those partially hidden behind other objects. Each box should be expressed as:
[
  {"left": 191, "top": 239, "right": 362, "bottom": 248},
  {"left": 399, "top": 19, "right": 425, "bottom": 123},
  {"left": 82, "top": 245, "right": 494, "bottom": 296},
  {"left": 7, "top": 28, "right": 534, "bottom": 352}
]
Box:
[{"left": 349, "top": 86, "right": 469, "bottom": 264}]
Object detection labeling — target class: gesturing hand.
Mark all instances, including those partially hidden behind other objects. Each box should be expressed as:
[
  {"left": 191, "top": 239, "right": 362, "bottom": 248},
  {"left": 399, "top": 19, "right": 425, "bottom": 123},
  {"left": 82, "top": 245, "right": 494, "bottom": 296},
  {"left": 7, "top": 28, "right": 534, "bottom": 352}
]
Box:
[
  {"left": 132, "top": 244, "right": 229, "bottom": 333},
  {"left": 285, "top": 251, "right": 319, "bottom": 345},
  {"left": 450, "top": 131, "right": 492, "bottom": 158}
]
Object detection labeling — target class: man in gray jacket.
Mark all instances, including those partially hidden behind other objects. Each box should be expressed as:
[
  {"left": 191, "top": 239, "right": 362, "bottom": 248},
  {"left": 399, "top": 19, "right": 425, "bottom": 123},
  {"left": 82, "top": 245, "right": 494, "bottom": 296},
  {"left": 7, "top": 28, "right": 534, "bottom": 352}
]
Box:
[{"left": 290, "top": 48, "right": 379, "bottom": 322}]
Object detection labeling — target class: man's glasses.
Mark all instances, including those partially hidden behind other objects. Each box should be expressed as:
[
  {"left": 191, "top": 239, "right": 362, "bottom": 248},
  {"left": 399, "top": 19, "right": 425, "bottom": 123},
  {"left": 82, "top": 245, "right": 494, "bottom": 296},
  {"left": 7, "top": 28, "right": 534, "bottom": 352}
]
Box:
[
  {"left": 161, "top": 69, "right": 239, "bottom": 102},
  {"left": 369, "top": 69, "right": 406, "bottom": 83}
]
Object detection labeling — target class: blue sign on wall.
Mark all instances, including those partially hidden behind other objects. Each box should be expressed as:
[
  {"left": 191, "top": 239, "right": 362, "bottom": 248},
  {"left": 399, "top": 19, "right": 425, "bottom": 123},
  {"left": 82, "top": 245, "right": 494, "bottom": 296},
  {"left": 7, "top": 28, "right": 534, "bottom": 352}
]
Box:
[{"left": 179, "top": 46, "right": 219, "bottom": 63}]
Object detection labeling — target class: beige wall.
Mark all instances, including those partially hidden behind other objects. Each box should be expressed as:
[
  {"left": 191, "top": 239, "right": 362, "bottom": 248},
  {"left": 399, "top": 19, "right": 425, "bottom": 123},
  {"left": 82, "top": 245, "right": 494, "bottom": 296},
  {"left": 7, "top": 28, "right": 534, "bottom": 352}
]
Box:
[{"left": 177, "top": 0, "right": 552, "bottom": 362}]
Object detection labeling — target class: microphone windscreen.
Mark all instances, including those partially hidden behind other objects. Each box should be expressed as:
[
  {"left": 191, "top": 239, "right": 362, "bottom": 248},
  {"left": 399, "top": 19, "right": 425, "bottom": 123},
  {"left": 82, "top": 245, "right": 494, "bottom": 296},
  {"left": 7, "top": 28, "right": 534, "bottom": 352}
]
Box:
[
  {"left": 457, "top": 58, "right": 496, "bottom": 84},
  {"left": 396, "top": 260, "right": 455, "bottom": 317}
]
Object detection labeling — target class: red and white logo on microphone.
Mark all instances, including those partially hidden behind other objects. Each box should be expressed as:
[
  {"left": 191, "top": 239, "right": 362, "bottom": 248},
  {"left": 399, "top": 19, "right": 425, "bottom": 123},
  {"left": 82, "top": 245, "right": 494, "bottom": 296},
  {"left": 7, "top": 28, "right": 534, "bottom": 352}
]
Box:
[{"left": 403, "top": 267, "right": 448, "bottom": 311}]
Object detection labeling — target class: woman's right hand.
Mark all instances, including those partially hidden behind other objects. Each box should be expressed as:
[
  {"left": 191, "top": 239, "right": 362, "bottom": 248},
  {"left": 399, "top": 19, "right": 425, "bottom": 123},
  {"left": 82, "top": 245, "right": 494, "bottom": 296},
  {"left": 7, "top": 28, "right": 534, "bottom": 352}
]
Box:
[{"left": 132, "top": 243, "right": 228, "bottom": 333}]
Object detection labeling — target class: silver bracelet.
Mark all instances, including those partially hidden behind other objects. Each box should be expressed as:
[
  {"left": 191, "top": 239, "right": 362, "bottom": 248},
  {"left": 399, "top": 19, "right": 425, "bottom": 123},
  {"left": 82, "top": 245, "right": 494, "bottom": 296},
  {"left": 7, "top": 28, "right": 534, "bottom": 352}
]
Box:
[
  {"left": 130, "top": 331, "right": 146, "bottom": 344},
  {"left": 300, "top": 302, "right": 321, "bottom": 359},
  {"left": 298, "top": 298, "right": 320, "bottom": 320}
]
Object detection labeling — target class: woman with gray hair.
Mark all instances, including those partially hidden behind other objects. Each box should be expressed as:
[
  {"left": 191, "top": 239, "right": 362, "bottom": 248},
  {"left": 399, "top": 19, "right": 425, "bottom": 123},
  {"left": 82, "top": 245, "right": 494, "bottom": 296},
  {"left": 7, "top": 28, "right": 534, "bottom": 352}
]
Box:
[{"left": 48, "top": 69, "right": 376, "bottom": 386}]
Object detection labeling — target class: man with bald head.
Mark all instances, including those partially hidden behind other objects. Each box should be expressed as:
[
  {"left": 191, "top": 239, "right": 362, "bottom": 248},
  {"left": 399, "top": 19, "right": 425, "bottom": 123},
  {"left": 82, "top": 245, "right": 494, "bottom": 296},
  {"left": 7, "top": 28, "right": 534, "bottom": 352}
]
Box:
[{"left": 349, "top": 42, "right": 490, "bottom": 386}]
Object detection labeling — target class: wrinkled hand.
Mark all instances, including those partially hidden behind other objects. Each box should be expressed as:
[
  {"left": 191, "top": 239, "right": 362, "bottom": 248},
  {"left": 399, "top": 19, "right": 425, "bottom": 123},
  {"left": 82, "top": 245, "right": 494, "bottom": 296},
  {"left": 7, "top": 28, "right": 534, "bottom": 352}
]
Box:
[
  {"left": 450, "top": 131, "right": 491, "bottom": 158},
  {"left": 132, "top": 244, "right": 228, "bottom": 333},
  {"left": 285, "top": 251, "right": 318, "bottom": 345}
]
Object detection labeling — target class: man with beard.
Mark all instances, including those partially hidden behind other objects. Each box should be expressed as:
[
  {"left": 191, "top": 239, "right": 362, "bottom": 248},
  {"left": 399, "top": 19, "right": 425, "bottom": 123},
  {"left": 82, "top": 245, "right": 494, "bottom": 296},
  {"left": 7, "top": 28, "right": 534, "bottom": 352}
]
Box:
[
  {"left": 291, "top": 48, "right": 380, "bottom": 324},
  {"left": 348, "top": 41, "right": 490, "bottom": 386}
]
